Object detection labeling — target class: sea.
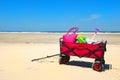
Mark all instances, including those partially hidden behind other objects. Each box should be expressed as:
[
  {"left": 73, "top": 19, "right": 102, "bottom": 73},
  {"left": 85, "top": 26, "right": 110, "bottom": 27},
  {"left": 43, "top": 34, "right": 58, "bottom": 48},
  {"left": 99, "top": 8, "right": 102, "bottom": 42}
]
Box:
[{"left": 0, "top": 31, "right": 120, "bottom": 33}]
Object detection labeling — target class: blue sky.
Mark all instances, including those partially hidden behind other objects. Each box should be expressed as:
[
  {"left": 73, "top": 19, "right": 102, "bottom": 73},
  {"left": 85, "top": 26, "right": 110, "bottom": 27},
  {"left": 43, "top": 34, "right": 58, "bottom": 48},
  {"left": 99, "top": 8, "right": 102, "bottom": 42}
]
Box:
[{"left": 0, "top": 0, "right": 120, "bottom": 32}]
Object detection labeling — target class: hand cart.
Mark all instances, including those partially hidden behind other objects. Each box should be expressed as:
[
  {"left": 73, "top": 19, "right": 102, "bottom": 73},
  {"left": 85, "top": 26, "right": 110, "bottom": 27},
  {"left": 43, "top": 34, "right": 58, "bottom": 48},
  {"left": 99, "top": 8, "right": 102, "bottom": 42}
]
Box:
[{"left": 59, "top": 38, "right": 107, "bottom": 72}]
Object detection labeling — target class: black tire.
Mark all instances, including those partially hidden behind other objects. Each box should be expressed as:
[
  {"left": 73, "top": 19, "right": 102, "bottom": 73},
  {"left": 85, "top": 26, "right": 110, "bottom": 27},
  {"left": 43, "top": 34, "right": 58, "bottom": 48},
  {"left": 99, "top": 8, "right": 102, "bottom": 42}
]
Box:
[
  {"left": 59, "top": 55, "right": 70, "bottom": 64},
  {"left": 92, "top": 61, "right": 104, "bottom": 72}
]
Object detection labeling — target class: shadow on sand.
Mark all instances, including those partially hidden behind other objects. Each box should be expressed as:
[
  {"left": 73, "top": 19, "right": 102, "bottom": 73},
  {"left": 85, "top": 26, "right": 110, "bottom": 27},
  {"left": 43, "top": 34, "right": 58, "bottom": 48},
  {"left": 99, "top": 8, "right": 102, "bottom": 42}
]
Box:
[{"left": 66, "top": 60, "right": 112, "bottom": 71}]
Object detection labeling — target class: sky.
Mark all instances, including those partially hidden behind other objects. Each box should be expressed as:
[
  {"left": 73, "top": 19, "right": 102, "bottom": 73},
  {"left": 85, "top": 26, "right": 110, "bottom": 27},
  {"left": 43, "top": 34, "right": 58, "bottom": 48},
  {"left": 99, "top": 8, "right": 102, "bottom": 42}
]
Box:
[{"left": 0, "top": 0, "right": 120, "bottom": 32}]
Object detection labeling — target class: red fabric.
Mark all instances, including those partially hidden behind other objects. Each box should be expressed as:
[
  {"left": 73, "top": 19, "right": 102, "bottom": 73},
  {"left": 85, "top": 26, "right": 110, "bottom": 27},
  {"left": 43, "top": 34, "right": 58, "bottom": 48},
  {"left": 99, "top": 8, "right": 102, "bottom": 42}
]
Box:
[{"left": 61, "top": 42, "right": 105, "bottom": 58}]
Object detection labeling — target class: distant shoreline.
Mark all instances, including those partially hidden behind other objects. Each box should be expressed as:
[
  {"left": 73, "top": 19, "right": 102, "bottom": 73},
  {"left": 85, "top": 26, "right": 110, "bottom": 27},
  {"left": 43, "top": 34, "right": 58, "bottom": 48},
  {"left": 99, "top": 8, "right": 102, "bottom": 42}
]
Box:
[
  {"left": 0, "top": 31, "right": 120, "bottom": 34},
  {"left": 0, "top": 30, "right": 120, "bottom": 33},
  {"left": 0, "top": 32, "right": 120, "bottom": 45}
]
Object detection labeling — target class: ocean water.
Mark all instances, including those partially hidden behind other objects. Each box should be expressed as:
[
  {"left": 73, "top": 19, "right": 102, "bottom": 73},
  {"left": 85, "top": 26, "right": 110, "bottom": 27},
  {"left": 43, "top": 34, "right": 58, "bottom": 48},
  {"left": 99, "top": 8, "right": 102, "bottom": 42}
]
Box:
[
  {"left": 0, "top": 31, "right": 120, "bottom": 33},
  {"left": 40, "top": 31, "right": 120, "bottom": 33}
]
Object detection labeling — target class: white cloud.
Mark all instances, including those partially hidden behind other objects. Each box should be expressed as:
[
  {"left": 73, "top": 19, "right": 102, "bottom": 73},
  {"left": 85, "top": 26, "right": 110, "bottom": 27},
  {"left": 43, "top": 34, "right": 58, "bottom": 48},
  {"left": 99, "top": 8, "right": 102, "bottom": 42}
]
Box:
[
  {"left": 87, "top": 14, "right": 101, "bottom": 20},
  {"left": 81, "top": 14, "right": 101, "bottom": 21}
]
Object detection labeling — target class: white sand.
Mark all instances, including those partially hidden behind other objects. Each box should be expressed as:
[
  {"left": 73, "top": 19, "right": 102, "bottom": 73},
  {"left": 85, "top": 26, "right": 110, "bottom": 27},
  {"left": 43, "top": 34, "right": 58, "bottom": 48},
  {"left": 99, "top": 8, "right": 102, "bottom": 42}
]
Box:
[{"left": 0, "top": 33, "right": 120, "bottom": 80}]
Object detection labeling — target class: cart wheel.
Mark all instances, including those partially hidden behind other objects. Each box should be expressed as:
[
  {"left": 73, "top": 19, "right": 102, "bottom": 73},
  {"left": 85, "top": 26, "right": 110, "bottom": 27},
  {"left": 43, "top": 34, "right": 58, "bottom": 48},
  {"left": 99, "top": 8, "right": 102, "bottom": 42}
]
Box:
[
  {"left": 92, "top": 61, "right": 104, "bottom": 72},
  {"left": 59, "top": 55, "right": 70, "bottom": 64}
]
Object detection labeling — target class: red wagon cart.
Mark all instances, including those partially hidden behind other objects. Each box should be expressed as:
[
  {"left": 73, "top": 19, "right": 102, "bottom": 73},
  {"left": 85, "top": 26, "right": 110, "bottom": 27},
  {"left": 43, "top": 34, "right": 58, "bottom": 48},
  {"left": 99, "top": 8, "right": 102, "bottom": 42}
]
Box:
[{"left": 59, "top": 38, "right": 107, "bottom": 71}]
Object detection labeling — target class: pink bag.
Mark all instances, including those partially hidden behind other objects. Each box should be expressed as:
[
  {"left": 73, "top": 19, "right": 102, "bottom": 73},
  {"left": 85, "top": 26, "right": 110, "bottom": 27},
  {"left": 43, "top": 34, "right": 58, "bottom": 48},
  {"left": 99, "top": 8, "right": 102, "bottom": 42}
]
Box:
[{"left": 63, "top": 27, "right": 79, "bottom": 42}]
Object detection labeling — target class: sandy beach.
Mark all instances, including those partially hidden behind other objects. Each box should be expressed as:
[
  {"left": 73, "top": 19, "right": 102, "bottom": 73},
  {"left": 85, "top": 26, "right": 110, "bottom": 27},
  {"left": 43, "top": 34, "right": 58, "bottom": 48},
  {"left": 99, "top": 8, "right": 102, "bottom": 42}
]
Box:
[{"left": 0, "top": 32, "right": 120, "bottom": 80}]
